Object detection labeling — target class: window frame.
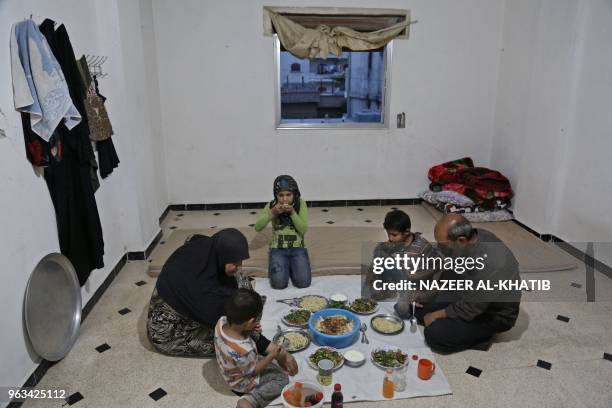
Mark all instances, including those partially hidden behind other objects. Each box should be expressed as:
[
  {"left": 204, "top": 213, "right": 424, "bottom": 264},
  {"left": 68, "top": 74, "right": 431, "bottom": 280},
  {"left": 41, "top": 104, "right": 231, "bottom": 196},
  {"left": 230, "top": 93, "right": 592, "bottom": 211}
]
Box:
[{"left": 274, "top": 35, "right": 393, "bottom": 130}]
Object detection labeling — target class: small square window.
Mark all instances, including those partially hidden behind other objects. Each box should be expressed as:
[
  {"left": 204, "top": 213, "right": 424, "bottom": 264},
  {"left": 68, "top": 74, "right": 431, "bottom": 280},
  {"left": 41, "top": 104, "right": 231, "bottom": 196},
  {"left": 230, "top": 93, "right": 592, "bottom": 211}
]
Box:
[{"left": 275, "top": 36, "right": 391, "bottom": 129}]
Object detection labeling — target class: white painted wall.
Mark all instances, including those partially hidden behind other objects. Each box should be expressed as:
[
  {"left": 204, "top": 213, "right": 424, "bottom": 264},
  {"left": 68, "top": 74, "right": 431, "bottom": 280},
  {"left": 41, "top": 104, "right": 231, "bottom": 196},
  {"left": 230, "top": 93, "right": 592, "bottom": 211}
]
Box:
[
  {"left": 0, "top": 0, "right": 166, "bottom": 399},
  {"left": 152, "top": 0, "right": 505, "bottom": 203},
  {"left": 490, "top": 0, "right": 612, "bottom": 249}
]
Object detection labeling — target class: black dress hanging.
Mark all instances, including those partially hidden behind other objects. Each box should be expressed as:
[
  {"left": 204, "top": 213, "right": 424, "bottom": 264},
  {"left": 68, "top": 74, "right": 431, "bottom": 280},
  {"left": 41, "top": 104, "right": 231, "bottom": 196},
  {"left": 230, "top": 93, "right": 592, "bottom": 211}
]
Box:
[{"left": 38, "top": 19, "right": 105, "bottom": 285}]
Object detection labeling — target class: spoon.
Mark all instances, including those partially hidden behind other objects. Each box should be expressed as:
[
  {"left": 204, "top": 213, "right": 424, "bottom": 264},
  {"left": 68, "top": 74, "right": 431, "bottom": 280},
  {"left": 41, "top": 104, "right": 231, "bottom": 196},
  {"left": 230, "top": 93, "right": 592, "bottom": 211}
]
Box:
[
  {"left": 410, "top": 301, "right": 418, "bottom": 326},
  {"left": 360, "top": 323, "right": 369, "bottom": 344}
]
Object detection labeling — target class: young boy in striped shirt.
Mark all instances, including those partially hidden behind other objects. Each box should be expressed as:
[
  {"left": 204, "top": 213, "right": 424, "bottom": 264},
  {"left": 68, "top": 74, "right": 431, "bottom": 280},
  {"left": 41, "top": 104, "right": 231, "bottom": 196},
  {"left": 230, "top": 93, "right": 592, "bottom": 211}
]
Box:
[{"left": 214, "top": 289, "right": 289, "bottom": 408}]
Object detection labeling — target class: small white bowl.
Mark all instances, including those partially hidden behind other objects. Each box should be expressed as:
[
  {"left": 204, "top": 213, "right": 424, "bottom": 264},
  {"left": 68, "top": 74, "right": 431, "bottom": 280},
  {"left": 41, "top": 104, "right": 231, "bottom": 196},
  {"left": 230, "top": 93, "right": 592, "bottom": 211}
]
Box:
[
  {"left": 344, "top": 349, "right": 366, "bottom": 367},
  {"left": 330, "top": 293, "right": 348, "bottom": 303}
]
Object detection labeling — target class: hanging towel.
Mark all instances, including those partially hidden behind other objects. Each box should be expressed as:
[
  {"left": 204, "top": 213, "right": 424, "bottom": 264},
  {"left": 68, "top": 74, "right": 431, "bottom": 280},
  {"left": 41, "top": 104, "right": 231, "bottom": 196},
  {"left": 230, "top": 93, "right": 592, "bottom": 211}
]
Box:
[{"left": 10, "top": 19, "right": 81, "bottom": 141}]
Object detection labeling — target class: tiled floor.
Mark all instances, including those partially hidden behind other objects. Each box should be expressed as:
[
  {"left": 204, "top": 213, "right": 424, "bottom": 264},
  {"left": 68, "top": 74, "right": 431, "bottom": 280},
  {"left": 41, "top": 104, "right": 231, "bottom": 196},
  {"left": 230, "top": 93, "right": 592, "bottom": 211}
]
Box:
[{"left": 21, "top": 206, "right": 612, "bottom": 408}]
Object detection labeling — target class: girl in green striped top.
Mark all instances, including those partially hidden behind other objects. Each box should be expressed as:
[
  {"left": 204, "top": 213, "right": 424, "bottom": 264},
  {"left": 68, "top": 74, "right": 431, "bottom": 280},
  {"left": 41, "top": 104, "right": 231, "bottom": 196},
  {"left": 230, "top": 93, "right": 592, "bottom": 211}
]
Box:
[{"left": 254, "top": 175, "right": 311, "bottom": 289}]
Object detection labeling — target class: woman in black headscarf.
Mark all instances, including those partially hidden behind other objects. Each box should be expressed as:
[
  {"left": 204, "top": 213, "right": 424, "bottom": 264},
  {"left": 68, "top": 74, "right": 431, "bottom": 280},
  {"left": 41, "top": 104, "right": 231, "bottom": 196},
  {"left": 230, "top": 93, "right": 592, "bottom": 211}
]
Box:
[{"left": 147, "top": 228, "right": 297, "bottom": 373}]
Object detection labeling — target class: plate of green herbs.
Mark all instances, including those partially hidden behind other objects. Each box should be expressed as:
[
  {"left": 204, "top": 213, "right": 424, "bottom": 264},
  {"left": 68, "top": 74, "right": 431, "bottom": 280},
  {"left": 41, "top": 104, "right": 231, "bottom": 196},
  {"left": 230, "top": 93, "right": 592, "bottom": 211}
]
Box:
[{"left": 281, "top": 309, "right": 311, "bottom": 327}]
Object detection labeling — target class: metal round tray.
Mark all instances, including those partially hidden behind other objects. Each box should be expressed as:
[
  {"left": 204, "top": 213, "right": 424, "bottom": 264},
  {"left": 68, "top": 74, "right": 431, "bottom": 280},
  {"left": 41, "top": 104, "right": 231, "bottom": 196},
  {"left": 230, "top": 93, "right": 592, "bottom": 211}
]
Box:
[
  {"left": 298, "top": 295, "right": 328, "bottom": 312},
  {"left": 24, "top": 253, "right": 81, "bottom": 361},
  {"left": 273, "top": 328, "right": 311, "bottom": 353},
  {"left": 370, "top": 314, "right": 405, "bottom": 335}
]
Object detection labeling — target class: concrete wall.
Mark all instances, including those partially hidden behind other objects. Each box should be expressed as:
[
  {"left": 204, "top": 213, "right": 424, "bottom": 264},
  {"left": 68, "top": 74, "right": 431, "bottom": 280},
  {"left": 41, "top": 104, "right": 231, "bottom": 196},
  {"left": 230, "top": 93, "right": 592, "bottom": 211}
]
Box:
[
  {"left": 490, "top": 0, "right": 612, "bottom": 253},
  {"left": 151, "top": 0, "right": 504, "bottom": 204}
]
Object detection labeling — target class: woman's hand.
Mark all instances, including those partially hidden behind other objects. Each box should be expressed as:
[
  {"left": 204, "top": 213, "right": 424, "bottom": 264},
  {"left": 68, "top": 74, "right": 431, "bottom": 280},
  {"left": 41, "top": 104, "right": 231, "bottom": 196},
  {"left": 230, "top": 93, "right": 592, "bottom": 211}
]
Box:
[
  {"left": 271, "top": 204, "right": 283, "bottom": 216},
  {"left": 282, "top": 204, "right": 294, "bottom": 215}
]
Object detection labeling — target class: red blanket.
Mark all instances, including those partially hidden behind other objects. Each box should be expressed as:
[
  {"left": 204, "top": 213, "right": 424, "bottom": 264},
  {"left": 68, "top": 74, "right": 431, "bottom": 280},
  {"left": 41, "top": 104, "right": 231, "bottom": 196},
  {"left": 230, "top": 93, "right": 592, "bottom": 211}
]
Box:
[{"left": 428, "top": 157, "right": 513, "bottom": 206}]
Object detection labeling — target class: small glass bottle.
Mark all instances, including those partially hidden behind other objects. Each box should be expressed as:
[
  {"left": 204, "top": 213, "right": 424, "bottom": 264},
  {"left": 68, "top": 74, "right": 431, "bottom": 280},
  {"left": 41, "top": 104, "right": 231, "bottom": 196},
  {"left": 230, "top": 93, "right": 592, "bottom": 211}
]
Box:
[
  {"left": 331, "top": 383, "right": 343, "bottom": 407},
  {"left": 383, "top": 368, "right": 395, "bottom": 399}
]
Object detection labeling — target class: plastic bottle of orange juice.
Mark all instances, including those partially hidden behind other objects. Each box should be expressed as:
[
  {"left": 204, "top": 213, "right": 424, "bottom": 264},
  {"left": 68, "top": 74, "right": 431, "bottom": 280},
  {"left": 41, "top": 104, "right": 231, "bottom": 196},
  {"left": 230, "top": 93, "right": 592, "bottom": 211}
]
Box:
[
  {"left": 293, "top": 382, "right": 303, "bottom": 406},
  {"left": 383, "top": 368, "right": 395, "bottom": 399}
]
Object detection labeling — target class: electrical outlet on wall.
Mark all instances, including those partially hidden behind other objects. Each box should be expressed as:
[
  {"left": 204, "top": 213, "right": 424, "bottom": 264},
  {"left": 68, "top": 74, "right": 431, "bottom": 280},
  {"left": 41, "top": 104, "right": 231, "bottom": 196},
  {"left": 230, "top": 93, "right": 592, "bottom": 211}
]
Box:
[{"left": 396, "top": 112, "right": 406, "bottom": 128}]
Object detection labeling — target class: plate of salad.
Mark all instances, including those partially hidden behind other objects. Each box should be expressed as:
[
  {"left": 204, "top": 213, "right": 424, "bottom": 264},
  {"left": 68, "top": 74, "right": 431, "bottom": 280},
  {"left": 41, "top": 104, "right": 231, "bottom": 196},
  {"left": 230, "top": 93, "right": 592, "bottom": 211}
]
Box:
[
  {"left": 281, "top": 309, "right": 311, "bottom": 327},
  {"left": 371, "top": 346, "right": 409, "bottom": 369},
  {"left": 308, "top": 347, "right": 344, "bottom": 370}
]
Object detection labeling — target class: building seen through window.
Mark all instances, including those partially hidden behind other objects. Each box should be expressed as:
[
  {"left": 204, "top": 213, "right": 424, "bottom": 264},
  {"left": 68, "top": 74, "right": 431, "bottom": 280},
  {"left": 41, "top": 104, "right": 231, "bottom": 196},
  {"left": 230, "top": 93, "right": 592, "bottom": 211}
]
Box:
[{"left": 279, "top": 48, "right": 386, "bottom": 125}]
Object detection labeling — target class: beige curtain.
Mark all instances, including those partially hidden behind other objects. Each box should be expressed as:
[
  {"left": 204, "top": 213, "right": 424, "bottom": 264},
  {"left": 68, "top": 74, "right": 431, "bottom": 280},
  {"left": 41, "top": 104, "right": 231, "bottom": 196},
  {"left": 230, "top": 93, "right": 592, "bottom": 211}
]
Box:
[{"left": 269, "top": 11, "right": 410, "bottom": 59}]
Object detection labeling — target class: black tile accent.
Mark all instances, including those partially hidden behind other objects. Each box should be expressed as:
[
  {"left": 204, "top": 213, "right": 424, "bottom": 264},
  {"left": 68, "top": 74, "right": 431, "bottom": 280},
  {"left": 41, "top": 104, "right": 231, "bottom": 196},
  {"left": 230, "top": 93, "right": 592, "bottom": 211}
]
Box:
[
  {"left": 356, "top": 208, "right": 363, "bottom": 211},
  {"left": 570, "top": 282, "right": 582, "bottom": 288},
  {"left": 241, "top": 202, "right": 267, "bottom": 209},
  {"left": 308, "top": 200, "right": 330, "bottom": 208},
  {"left": 365, "top": 220, "right": 372, "bottom": 223},
  {"left": 603, "top": 352, "right": 612, "bottom": 362},
  {"left": 537, "top": 360, "right": 552, "bottom": 370},
  {"left": 160, "top": 241, "right": 165, "bottom": 245},
  {"left": 321, "top": 209, "right": 329, "bottom": 212},
  {"left": 185, "top": 204, "right": 206, "bottom": 211},
  {"left": 169, "top": 226, "right": 177, "bottom": 230},
  {"left": 145, "top": 230, "right": 163, "bottom": 259},
  {"left": 326, "top": 221, "right": 335, "bottom": 224},
  {"left": 381, "top": 199, "right": 420, "bottom": 205},
  {"left": 390, "top": 207, "right": 398, "bottom": 210},
  {"left": 20, "top": 359, "right": 56, "bottom": 391},
  {"left": 158, "top": 205, "right": 171, "bottom": 225},
  {"left": 347, "top": 199, "right": 381, "bottom": 206},
  {"left": 127, "top": 251, "right": 145, "bottom": 260},
  {"left": 95, "top": 343, "right": 111, "bottom": 353},
  {"left": 218, "top": 203, "right": 242, "bottom": 210},
  {"left": 169, "top": 204, "right": 186, "bottom": 211},
  {"left": 149, "top": 388, "right": 167, "bottom": 401},
  {"left": 250, "top": 211, "right": 257, "bottom": 215},
  {"left": 556, "top": 315, "right": 570, "bottom": 323},
  {"left": 135, "top": 280, "right": 147, "bottom": 286},
  {"left": 118, "top": 307, "right": 131, "bottom": 315},
  {"left": 210, "top": 225, "right": 217, "bottom": 229},
  {"left": 82, "top": 255, "right": 127, "bottom": 320},
  {"left": 466, "top": 366, "right": 482, "bottom": 377},
  {"left": 248, "top": 224, "right": 255, "bottom": 227},
  {"left": 66, "top": 392, "right": 84, "bottom": 405},
  {"left": 177, "top": 213, "right": 184, "bottom": 217},
  {"left": 213, "top": 212, "right": 221, "bottom": 216}
]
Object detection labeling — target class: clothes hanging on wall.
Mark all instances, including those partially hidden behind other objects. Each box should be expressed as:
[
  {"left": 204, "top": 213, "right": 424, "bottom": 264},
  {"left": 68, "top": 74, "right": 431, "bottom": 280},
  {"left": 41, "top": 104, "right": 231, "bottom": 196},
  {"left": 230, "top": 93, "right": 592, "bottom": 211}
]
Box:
[
  {"left": 37, "top": 19, "right": 105, "bottom": 285},
  {"left": 77, "top": 56, "right": 114, "bottom": 142},
  {"left": 96, "top": 138, "right": 120, "bottom": 178},
  {"left": 10, "top": 20, "right": 81, "bottom": 141},
  {"left": 91, "top": 71, "right": 120, "bottom": 178}
]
